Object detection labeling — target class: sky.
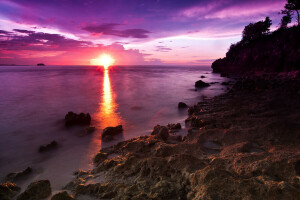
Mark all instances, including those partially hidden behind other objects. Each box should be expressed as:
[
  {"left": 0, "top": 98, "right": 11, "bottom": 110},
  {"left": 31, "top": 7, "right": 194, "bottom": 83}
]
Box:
[{"left": 0, "top": 0, "right": 287, "bottom": 66}]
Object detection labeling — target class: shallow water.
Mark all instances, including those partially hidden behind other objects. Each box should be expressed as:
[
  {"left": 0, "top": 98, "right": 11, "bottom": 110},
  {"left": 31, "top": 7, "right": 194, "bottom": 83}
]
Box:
[{"left": 0, "top": 65, "right": 229, "bottom": 191}]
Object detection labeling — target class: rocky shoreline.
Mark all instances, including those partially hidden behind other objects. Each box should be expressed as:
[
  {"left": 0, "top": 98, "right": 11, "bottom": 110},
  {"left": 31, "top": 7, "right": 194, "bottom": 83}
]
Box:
[{"left": 1, "top": 72, "right": 300, "bottom": 199}]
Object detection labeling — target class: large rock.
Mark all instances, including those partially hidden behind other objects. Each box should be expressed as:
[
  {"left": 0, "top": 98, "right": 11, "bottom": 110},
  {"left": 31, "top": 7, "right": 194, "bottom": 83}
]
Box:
[
  {"left": 178, "top": 102, "right": 188, "bottom": 109},
  {"left": 17, "top": 180, "right": 51, "bottom": 200},
  {"left": 0, "top": 182, "right": 21, "bottom": 200},
  {"left": 195, "top": 80, "right": 210, "bottom": 88},
  {"left": 64, "top": 112, "right": 91, "bottom": 126},
  {"left": 5, "top": 167, "right": 32, "bottom": 182},
  {"left": 51, "top": 191, "right": 74, "bottom": 200},
  {"left": 39, "top": 141, "right": 58, "bottom": 152},
  {"left": 151, "top": 125, "right": 169, "bottom": 141},
  {"left": 102, "top": 125, "right": 123, "bottom": 141}
]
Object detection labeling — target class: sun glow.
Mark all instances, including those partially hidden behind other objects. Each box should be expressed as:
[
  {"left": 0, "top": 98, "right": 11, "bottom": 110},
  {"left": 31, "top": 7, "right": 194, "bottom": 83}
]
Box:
[{"left": 91, "top": 54, "right": 115, "bottom": 69}]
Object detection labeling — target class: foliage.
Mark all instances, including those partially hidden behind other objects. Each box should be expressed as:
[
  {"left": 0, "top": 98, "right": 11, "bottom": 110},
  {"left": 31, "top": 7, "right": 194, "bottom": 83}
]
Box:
[
  {"left": 280, "top": 12, "right": 292, "bottom": 29},
  {"left": 284, "top": 0, "right": 300, "bottom": 25},
  {"left": 242, "top": 17, "right": 272, "bottom": 43}
]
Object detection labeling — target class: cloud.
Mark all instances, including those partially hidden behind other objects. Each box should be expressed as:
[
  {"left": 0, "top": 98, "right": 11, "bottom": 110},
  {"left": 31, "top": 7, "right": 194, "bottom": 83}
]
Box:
[
  {"left": 155, "top": 45, "right": 172, "bottom": 52},
  {"left": 82, "top": 23, "right": 150, "bottom": 38},
  {"left": 13, "top": 29, "right": 35, "bottom": 34}
]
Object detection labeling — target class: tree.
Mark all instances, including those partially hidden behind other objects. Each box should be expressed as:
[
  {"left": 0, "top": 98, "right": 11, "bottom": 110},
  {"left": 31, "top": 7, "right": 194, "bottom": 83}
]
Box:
[
  {"left": 284, "top": 0, "right": 300, "bottom": 25},
  {"left": 280, "top": 12, "right": 292, "bottom": 29},
  {"left": 242, "top": 17, "right": 272, "bottom": 43}
]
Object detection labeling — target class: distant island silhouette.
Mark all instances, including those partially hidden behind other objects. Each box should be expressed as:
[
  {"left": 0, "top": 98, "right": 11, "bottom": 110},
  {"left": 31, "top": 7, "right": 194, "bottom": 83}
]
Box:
[{"left": 37, "top": 63, "right": 45, "bottom": 66}]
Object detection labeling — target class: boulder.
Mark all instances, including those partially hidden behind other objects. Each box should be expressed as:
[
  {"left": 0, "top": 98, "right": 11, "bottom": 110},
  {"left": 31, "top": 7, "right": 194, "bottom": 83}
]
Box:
[
  {"left": 178, "top": 102, "right": 188, "bottom": 109},
  {"left": 221, "top": 81, "right": 230, "bottom": 85},
  {"left": 17, "top": 180, "right": 51, "bottom": 200},
  {"left": 51, "top": 191, "right": 74, "bottom": 200},
  {"left": 195, "top": 80, "right": 210, "bottom": 88},
  {"left": 167, "top": 123, "right": 181, "bottom": 130},
  {"left": 151, "top": 125, "right": 169, "bottom": 141},
  {"left": 39, "top": 141, "right": 58, "bottom": 153},
  {"left": 102, "top": 125, "right": 123, "bottom": 141},
  {"left": 0, "top": 182, "right": 21, "bottom": 200},
  {"left": 5, "top": 167, "right": 32, "bottom": 182},
  {"left": 201, "top": 75, "right": 206, "bottom": 78},
  {"left": 64, "top": 112, "right": 91, "bottom": 126}
]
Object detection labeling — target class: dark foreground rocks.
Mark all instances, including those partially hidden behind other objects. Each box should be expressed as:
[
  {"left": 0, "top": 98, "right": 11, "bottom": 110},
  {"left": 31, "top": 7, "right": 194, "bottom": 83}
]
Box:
[
  {"left": 64, "top": 73, "right": 300, "bottom": 199},
  {"left": 51, "top": 191, "right": 74, "bottom": 200},
  {"left": 195, "top": 80, "right": 210, "bottom": 88},
  {"left": 5, "top": 167, "right": 32, "bottom": 182},
  {"left": 65, "top": 112, "right": 91, "bottom": 126},
  {"left": 39, "top": 141, "right": 58, "bottom": 152},
  {"left": 0, "top": 182, "right": 20, "bottom": 200},
  {"left": 102, "top": 125, "right": 123, "bottom": 141},
  {"left": 17, "top": 180, "right": 51, "bottom": 200}
]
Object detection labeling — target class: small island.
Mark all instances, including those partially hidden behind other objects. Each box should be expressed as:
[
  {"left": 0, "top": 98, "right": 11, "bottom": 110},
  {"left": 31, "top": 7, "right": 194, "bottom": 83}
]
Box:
[{"left": 37, "top": 63, "right": 45, "bottom": 66}]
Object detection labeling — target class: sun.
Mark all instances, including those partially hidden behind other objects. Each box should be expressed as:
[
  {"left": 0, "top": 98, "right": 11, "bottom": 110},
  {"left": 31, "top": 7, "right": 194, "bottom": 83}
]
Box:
[{"left": 91, "top": 54, "right": 115, "bottom": 69}]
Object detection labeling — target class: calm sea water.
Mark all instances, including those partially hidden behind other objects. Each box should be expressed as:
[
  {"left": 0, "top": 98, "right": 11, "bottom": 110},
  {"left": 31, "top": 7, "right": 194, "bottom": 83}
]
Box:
[{"left": 0, "top": 65, "right": 229, "bottom": 191}]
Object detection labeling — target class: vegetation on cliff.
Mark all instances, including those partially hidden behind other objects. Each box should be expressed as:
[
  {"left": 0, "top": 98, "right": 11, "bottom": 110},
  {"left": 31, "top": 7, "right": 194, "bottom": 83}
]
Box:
[{"left": 212, "top": 0, "right": 300, "bottom": 73}]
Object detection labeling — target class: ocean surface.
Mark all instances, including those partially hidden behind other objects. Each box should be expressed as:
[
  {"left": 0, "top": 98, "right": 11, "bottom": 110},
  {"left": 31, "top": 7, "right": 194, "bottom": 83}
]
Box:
[{"left": 0, "top": 65, "right": 229, "bottom": 191}]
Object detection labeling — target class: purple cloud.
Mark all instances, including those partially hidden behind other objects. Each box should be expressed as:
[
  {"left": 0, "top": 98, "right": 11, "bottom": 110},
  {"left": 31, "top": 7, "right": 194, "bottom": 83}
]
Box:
[
  {"left": 82, "top": 23, "right": 150, "bottom": 38},
  {"left": 155, "top": 46, "right": 172, "bottom": 52}
]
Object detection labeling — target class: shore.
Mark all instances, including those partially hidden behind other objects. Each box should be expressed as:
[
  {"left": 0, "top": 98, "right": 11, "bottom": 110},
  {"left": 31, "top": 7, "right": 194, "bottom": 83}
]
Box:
[{"left": 1, "top": 71, "right": 300, "bottom": 199}]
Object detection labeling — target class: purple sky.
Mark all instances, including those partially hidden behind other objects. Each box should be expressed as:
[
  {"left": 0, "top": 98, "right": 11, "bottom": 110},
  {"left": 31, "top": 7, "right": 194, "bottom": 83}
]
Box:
[{"left": 0, "top": 0, "right": 287, "bottom": 65}]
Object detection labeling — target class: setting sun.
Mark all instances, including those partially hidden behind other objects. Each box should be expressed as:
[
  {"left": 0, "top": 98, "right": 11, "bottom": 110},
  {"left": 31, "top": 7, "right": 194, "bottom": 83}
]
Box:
[{"left": 91, "top": 54, "right": 115, "bottom": 69}]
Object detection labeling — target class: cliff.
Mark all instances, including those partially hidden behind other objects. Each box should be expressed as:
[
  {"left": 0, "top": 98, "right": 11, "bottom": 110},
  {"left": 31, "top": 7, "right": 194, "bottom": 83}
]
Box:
[{"left": 212, "top": 26, "right": 300, "bottom": 73}]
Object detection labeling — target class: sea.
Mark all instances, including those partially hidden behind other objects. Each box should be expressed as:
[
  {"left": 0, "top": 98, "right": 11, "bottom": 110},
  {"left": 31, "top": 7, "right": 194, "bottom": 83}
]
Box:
[{"left": 0, "top": 65, "right": 229, "bottom": 192}]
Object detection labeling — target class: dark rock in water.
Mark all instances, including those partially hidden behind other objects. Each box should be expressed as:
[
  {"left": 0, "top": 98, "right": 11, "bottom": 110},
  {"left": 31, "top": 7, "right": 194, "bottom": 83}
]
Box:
[
  {"left": 37, "top": 63, "right": 45, "bottom": 66},
  {"left": 39, "top": 141, "right": 58, "bottom": 152},
  {"left": 17, "top": 180, "right": 51, "bottom": 200},
  {"left": 201, "top": 75, "right": 206, "bottom": 78},
  {"left": 178, "top": 102, "right": 188, "bottom": 109},
  {"left": 220, "top": 72, "right": 229, "bottom": 77},
  {"left": 5, "top": 167, "right": 32, "bottom": 182},
  {"left": 185, "top": 116, "right": 207, "bottom": 128},
  {"left": 195, "top": 80, "right": 210, "bottom": 88},
  {"left": 102, "top": 125, "right": 123, "bottom": 141},
  {"left": 167, "top": 123, "right": 181, "bottom": 130},
  {"left": 64, "top": 112, "right": 91, "bottom": 126},
  {"left": 78, "top": 126, "right": 95, "bottom": 136},
  {"left": 51, "top": 191, "right": 74, "bottom": 200},
  {"left": 0, "top": 182, "right": 21, "bottom": 200},
  {"left": 221, "top": 81, "right": 230, "bottom": 85},
  {"left": 151, "top": 125, "right": 169, "bottom": 141}
]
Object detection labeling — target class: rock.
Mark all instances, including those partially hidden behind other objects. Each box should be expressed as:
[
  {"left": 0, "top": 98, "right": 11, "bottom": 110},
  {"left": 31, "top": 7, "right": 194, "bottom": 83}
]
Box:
[
  {"left": 0, "top": 182, "right": 21, "bottom": 200},
  {"left": 221, "top": 81, "right": 230, "bottom": 85},
  {"left": 178, "top": 102, "right": 188, "bottom": 109},
  {"left": 166, "top": 123, "right": 181, "bottom": 131},
  {"left": 102, "top": 125, "right": 123, "bottom": 141},
  {"left": 78, "top": 126, "right": 95, "bottom": 136},
  {"left": 5, "top": 167, "right": 32, "bottom": 182},
  {"left": 201, "top": 75, "right": 206, "bottom": 78},
  {"left": 185, "top": 116, "right": 207, "bottom": 128},
  {"left": 195, "top": 80, "right": 210, "bottom": 88},
  {"left": 220, "top": 72, "right": 229, "bottom": 77},
  {"left": 39, "top": 141, "right": 58, "bottom": 152},
  {"left": 17, "top": 180, "right": 51, "bottom": 200},
  {"left": 64, "top": 111, "right": 91, "bottom": 126},
  {"left": 93, "top": 152, "right": 108, "bottom": 165},
  {"left": 151, "top": 125, "right": 169, "bottom": 141},
  {"left": 51, "top": 191, "right": 74, "bottom": 200}
]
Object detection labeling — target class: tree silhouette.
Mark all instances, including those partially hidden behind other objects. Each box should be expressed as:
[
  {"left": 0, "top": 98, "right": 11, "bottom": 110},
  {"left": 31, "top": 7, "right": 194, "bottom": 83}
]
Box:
[
  {"left": 280, "top": 12, "right": 292, "bottom": 29},
  {"left": 284, "top": 0, "right": 300, "bottom": 25},
  {"left": 242, "top": 17, "right": 272, "bottom": 43}
]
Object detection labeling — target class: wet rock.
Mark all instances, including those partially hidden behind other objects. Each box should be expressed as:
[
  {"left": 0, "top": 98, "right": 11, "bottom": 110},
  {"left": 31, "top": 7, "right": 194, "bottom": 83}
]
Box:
[
  {"left": 93, "top": 152, "right": 108, "bottom": 165},
  {"left": 64, "top": 112, "right": 91, "bottom": 126},
  {"left": 102, "top": 125, "right": 123, "bottom": 142},
  {"left": 51, "top": 191, "right": 74, "bottom": 200},
  {"left": 195, "top": 80, "right": 210, "bottom": 88},
  {"left": 5, "top": 167, "right": 32, "bottom": 182},
  {"left": 0, "top": 182, "right": 21, "bottom": 200},
  {"left": 151, "top": 125, "right": 169, "bottom": 141},
  {"left": 178, "top": 102, "right": 188, "bottom": 109},
  {"left": 201, "top": 75, "right": 206, "bottom": 78},
  {"left": 17, "top": 180, "right": 51, "bottom": 200},
  {"left": 221, "top": 81, "right": 230, "bottom": 85},
  {"left": 185, "top": 116, "right": 207, "bottom": 128},
  {"left": 166, "top": 123, "right": 181, "bottom": 131},
  {"left": 39, "top": 141, "right": 58, "bottom": 152},
  {"left": 220, "top": 72, "right": 229, "bottom": 77},
  {"left": 78, "top": 126, "right": 95, "bottom": 136}
]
